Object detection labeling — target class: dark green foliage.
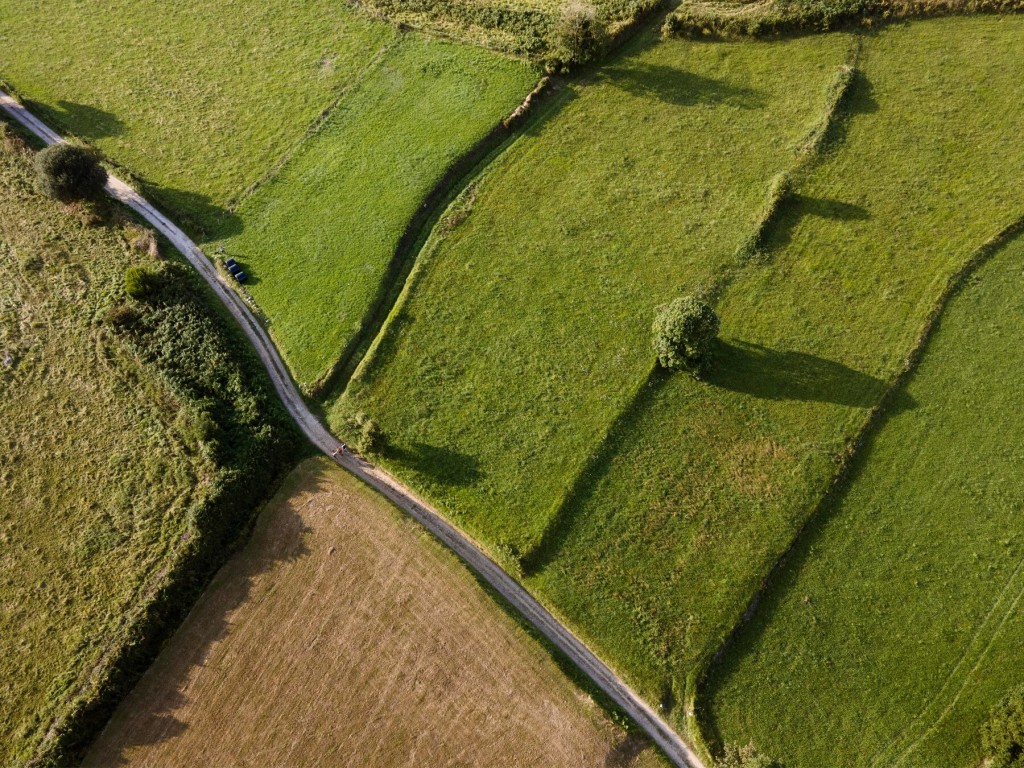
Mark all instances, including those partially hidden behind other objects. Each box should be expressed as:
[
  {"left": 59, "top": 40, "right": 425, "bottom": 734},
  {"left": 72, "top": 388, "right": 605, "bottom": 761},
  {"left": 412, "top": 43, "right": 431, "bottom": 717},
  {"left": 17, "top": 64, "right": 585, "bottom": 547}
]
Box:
[
  {"left": 124, "top": 265, "right": 160, "bottom": 299},
  {"left": 34, "top": 143, "right": 107, "bottom": 202},
  {"left": 652, "top": 296, "right": 720, "bottom": 371},
  {"left": 552, "top": 4, "right": 609, "bottom": 66},
  {"left": 339, "top": 408, "right": 386, "bottom": 454},
  {"left": 982, "top": 685, "right": 1024, "bottom": 768},
  {"left": 103, "top": 303, "right": 141, "bottom": 328},
  {"left": 665, "top": 0, "right": 1024, "bottom": 38}
]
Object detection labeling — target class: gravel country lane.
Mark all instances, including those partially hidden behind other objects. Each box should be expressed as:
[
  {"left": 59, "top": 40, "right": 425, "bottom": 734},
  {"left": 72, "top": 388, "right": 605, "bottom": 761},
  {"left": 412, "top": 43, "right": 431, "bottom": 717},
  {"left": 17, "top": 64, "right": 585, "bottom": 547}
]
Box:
[{"left": 0, "top": 88, "right": 705, "bottom": 768}]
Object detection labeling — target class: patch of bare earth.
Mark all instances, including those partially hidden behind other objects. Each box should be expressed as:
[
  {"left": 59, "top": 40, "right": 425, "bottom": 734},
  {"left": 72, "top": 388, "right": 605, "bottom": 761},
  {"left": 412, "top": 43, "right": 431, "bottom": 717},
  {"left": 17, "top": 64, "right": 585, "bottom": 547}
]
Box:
[{"left": 86, "top": 458, "right": 662, "bottom": 768}]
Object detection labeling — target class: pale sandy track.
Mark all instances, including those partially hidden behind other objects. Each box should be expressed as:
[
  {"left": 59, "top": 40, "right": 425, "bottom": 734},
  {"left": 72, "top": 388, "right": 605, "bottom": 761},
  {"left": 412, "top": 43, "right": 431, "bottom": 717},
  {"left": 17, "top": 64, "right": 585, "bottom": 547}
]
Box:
[{"left": 0, "top": 89, "right": 704, "bottom": 768}]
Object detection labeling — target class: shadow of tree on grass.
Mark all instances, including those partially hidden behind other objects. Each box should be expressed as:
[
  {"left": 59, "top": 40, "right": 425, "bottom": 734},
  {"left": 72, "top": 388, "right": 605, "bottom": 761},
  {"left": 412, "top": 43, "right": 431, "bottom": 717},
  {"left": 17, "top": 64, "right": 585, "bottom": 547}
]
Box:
[
  {"left": 706, "top": 340, "right": 916, "bottom": 412},
  {"left": 602, "top": 63, "right": 766, "bottom": 109}
]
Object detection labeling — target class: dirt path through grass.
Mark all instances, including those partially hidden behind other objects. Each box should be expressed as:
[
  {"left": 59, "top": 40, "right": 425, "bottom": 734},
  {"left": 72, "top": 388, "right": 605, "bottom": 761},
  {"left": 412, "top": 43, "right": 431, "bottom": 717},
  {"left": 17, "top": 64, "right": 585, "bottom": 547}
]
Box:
[{"left": 0, "top": 90, "right": 704, "bottom": 768}]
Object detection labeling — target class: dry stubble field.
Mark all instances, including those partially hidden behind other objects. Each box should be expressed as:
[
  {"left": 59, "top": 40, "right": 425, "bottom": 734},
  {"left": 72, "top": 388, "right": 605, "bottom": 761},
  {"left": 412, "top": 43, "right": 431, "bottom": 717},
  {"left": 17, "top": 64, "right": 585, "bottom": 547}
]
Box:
[{"left": 86, "top": 458, "right": 662, "bottom": 768}]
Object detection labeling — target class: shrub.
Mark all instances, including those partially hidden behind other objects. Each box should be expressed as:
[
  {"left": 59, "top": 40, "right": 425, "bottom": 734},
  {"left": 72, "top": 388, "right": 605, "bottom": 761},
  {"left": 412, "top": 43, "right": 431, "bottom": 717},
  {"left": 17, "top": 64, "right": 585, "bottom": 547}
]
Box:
[
  {"left": 981, "top": 684, "right": 1024, "bottom": 768},
  {"left": 338, "top": 408, "right": 386, "bottom": 454},
  {"left": 718, "top": 743, "right": 779, "bottom": 768},
  {"left": 652, "top": 295, "right": 720, "bottom": 371},
  {"left": 551, "top": 3, "right": 607, "bottom": 66},
  {"left": 124, "top": 265, "right": 161, "bottom": 299},
  {"left": 103, "top": 303, "right": 141, "bottom": 328},
  {"left": 34, "top": 143, "right": 107, "bottom": 202}
]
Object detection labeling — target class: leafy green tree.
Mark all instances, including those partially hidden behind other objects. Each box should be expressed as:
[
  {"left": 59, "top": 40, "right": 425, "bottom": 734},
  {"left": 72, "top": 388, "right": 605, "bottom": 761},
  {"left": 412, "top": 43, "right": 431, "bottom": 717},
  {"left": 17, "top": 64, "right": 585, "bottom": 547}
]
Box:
[
  {"left": 652, "top": 295, "right": 720, "bottom": 371},
  {"left": 982, "top": 685, "right": 1024, "bottom": 768},
  {"left": 34, "top": 143, "right": 107, "bottom": 201},
  {"left": 718, "top": 743, "right": 779, "bottom": 768},
  {"left": 551, "top": 3, "right": 607, "bottom": 66}
]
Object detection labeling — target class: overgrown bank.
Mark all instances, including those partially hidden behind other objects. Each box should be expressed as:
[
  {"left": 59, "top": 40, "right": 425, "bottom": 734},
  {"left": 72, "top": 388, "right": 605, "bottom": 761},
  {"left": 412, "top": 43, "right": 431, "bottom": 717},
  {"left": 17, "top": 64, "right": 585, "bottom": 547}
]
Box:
[{"left": 0, "top": 125, "right": 302, "bottom": 766}]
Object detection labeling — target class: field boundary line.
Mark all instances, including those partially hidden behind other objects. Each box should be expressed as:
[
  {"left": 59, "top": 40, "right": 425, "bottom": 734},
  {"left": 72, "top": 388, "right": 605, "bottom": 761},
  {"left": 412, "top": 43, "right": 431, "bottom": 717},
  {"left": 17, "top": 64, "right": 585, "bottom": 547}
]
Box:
[
  {"left": 0, "top": 88, "right": 705, "bottom": 768},
  {"left": 309, "top": 73, "right": 554, "bottom": 399},
  {"left": 690, "top": 211, "right": 1024, "bottom": 756}
]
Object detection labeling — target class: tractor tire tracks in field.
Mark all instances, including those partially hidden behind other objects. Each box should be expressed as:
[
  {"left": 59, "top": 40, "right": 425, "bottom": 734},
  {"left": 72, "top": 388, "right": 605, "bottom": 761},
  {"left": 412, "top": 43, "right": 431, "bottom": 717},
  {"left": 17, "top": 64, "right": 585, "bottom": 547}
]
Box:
[{"left": 0, "top": 89, "right": 704, "bottom": 768}]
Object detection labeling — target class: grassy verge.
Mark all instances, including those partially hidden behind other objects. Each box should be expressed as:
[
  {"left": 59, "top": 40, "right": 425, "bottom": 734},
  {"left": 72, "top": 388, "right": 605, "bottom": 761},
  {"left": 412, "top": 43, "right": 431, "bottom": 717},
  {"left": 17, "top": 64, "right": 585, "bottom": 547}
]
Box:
[
  {"left": 704, "top": 229, "right": 1024, "bottom": 768},
  {"left": 525, "top": 14, "right": 1024, "bottom": 743},
  {"left": 209, "top": 35, "right": 537, "bottom": 390},
  {"left": 0, "top": 127, "right": 302, "bottom": 765},
  {"left": 338, "top": 28, "right": 852, "bottom": 560},
  {"left": 664, "top": 0, "right": 1024, "bottom": 39}
]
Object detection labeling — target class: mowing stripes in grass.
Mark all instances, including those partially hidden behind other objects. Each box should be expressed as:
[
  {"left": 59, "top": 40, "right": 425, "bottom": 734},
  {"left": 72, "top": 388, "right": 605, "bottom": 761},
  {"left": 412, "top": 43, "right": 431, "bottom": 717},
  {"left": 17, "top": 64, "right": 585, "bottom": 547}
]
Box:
[
  {"left": 211, "top": 35, "right": 537, "bottom": 390},
  {"left": 526, "top": 15, "right": 1024, "bottom": 744},
  {"left": 704, "top": 230, "right": 1024, "bottom": 768},
  {"left": 339, "top": 30, "right": 853, "bottom": 560}
]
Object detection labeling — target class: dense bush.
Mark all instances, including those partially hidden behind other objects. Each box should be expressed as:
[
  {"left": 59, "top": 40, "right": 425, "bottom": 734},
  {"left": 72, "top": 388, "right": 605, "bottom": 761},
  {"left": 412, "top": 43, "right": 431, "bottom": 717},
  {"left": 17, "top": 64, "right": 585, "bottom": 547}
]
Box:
[
  {"left": 340, "top": 409, "right": 386, "bottom": 454},
  {"left": 718, "top": 743, "right": 779, "bottom": 768},
  {"left": 34, "top": 143, "right": 107, "bottom": 202},
  {"left": 981, "top": 684, "right": 1024, "bottom": 768},
  {"left": 124, "top": 264, "right": 161, "bottom": 299},
  {"left": 552, "top": 3, "right": 608, "bottom": 66},
  {"left": 652, "top": 295, "right": 720, "bottom": 371}
]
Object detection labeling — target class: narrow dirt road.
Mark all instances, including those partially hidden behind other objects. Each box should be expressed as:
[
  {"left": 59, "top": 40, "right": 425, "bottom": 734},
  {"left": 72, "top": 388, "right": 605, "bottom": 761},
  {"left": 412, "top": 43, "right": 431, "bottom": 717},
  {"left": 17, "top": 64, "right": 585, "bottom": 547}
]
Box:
[{"left": 0, "top": 89, "right": 705, "bottom": 768}]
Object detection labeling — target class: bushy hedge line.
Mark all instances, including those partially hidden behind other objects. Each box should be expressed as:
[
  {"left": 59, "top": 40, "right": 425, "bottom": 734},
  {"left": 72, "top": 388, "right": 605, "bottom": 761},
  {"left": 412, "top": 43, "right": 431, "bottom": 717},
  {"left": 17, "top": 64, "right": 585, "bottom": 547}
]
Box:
[
  {"left": 44, "top": 261, "right": 305, "bottom": 765},
  {"left": 664, "top": 0, "right": 1024, "bottom": 38}
]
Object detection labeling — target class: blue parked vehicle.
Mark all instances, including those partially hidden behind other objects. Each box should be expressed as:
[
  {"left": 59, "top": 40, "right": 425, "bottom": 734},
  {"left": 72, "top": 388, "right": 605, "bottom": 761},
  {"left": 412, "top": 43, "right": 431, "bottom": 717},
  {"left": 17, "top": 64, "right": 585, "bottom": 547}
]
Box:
[{"left": 235, "top": 271, "right": 248, "bottom": 283}]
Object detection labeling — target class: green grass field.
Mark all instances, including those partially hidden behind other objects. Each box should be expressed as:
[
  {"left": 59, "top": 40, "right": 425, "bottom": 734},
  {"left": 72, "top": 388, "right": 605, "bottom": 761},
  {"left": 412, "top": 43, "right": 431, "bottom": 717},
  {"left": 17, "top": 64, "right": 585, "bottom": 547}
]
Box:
[
  {"left": 0, "top": 128, "right": 300, "bottom": 764},
  {"left": 704, "top": 229, "right": 1024, "bottom": 768},
  {"left": 210, "top": 35, "right": 536, "bottom": 389},
  {"left": 342, "top": 15, "right": 1024, "bottom": 737},
  {"left": 0, "top": 134, "right": 209, "bottom": 764},
  {"left": 1, "top": 2, "right": 536, "bottom": 390},
  {"left": 339, "top": 28, "right": 853, "bottom": 557},
  {"left": 0, "top": 0, "right": 395, "bottom": 232},
  {"left": 529, "top": 15, "right": 1024, "bottom": 732}
]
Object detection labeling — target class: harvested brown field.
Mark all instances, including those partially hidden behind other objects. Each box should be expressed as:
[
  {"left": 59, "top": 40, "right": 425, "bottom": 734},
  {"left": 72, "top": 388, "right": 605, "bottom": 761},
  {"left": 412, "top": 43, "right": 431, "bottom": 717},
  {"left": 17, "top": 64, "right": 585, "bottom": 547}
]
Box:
[{"left": 86, "top": 457, "right": 663, "bottom": 768}]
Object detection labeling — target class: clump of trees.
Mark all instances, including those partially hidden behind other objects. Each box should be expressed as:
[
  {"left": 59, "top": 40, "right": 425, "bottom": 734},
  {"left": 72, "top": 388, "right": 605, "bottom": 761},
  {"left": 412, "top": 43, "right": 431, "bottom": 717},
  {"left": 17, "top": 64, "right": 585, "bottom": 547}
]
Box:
[
  {"left": 981, "top": 684, "right": 1024, "bottom": 768},
  {"left": 652, "top": 295, "right": 720, "bottom": 372},
  {"left": 549, "top": 3, "right": 607, "bottom": 70},
  {"left": 339, "top": 409, "right": 386, "bottom": 454},
  {"left": 34, "top": 143, "right": 107, "bottom": 202}
]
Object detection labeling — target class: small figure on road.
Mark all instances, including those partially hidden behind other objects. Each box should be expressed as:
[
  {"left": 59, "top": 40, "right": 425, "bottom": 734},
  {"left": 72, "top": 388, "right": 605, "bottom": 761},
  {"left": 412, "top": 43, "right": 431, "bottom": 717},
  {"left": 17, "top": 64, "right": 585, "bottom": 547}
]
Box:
[{"left": 331, "top": 443, "right": 348, "bottom": 458}]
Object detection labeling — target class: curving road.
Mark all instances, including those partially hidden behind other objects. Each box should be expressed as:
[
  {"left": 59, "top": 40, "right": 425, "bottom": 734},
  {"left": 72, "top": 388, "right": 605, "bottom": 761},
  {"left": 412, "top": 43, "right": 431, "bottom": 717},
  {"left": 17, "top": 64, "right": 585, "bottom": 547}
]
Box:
[{"left": 0, "top": 89, "right": 705, "bottom": 768}]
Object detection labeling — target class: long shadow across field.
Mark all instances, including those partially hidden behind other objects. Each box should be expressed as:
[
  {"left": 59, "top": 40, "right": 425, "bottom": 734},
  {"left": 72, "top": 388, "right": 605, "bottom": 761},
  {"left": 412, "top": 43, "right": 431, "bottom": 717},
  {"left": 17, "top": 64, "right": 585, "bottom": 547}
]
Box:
[
  {"left": 521, "top": 342, "right": 909, "bottom": 576},
  {"left": 83, "top": 471, "right": 316, "bottom": 766},
  {"left": 26, "top": 99, "right": 125, "bottom": 139},
  {"left": 602, "top": 62, "right": 766, "bottom": 109}
]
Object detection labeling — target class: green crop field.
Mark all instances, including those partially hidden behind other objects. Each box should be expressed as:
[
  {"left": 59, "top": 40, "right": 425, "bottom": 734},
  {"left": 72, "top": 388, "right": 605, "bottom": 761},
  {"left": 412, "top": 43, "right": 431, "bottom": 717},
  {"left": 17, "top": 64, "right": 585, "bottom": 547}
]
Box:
[
  {"left": 705, "top": 230, "right": 1024, "bottom": 768},
  {"left": 341, "top": 13, "right": 1024, "bottom": 742},
  {"left": 340, "top": 28, "right": 854, "bottom": 558},
  {"left": 211, "top": 36, "right": 535, "bottom": 389},
  {"left": 0, "top": 129, "right": 299, "bottom": 765}
]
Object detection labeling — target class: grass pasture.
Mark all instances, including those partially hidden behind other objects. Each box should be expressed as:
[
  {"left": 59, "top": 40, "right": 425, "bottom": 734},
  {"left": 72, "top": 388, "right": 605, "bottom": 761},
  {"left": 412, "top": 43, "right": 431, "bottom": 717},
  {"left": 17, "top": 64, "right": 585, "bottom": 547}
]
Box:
[
  {"left": 213, "top": 35, "right": 536, "bottom": 389},
  {"left": 530, "top": 14, "right": 1024, "bottom": 732},
  {"left": 86, "top": 458, "right": 666, "bottom": 768},
  {"left": 1, "top": 2, "right": 537, "bottom": 390},
  {"left": 0, "top": 0, "right": 396, "bottom": 233},
  {"left": 343, "top": 14, "right": 1024, "bottom": 738},
  {"left": 705, "top": 231, "right": 1024, "bottom": 768},
  {"left": 340, "top": 29, "right": 854, "bottom": 557},
  {"left": 0, "top": 125, "right": 300, "bottom": 764}
]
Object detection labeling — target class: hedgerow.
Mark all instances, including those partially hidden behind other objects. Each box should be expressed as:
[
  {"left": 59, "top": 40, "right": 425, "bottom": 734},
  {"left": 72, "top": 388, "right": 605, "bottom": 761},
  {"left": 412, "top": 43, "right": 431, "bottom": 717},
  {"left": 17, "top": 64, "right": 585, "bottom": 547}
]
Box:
[
  {"left": 664, "top": 0, "right": 1024, "bottom": 38},
  {"left": 44, "top": 260, "right": 305, "bottom": 765}
]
